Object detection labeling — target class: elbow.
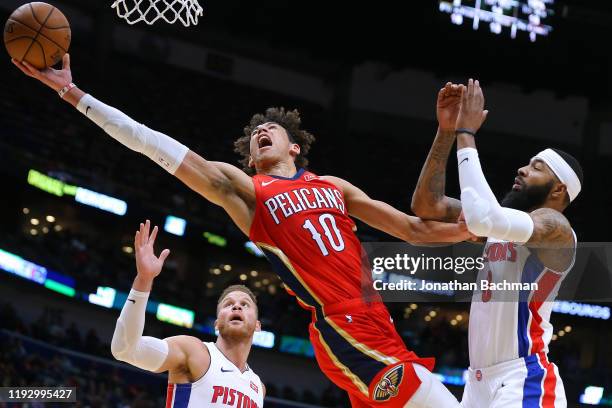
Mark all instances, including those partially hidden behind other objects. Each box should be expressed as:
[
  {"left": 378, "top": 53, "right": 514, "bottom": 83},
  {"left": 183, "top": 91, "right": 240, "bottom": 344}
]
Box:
[
  {"left": 461, "top": 189, "right": 494, "bottom": 237},
  {"left": 111, "top": 348, "right": 122, "bottom": 362},
  {"left": 462, "top": 207, "right": 492, "bottom": 237},
  {"left": 110, "top": 340, "right": 124, "bottom": 361},
  {"left": 110, "top": 330, "right": 129, "bottom": 362},
  {"left": 410, "top": 195, "right": 431, "bottom": 218},
  {"left": 465, "top": 219, "right": 489, "bottom": 238},
  {"left": 411, "top": 196, "right": 447, "bottom": 221},
  {"left": 410, "top": 202, "right": 426, "bottom": 218},
  {"left": 410, "top": 195, "right": 421, "bottom": 215}
]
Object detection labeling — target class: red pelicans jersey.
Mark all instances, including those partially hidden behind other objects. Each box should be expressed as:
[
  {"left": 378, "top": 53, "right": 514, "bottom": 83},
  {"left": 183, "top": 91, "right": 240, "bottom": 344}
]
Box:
[
  {"left": 249, "top": 168, "right": 375, "bottom": 310},
  {"left": 249, "top": 169, "right": 431, "bottom": 405},
  {"left": 165, "top": 342, "right": 263, "bottom": 408}
]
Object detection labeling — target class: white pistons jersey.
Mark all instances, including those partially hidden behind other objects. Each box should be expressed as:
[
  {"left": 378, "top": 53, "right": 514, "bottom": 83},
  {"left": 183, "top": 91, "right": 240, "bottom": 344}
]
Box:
[
  {"left": 165, "top": 342, "right": 264, "bottom": 408},
  {"left": 468, "top": 233, "right": 576, "bottom": 369}
]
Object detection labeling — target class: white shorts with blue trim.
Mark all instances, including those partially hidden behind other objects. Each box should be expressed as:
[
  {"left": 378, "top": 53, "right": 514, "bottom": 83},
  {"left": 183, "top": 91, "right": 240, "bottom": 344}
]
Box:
[{"left": 461, "top": 353, "right": 566, "bottom": 408}]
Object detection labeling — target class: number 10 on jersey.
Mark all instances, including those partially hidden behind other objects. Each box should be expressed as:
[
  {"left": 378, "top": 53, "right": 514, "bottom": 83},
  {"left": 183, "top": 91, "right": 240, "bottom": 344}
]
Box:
[{"left": 302, "top": 214, "right": 345, "bottom": 256}]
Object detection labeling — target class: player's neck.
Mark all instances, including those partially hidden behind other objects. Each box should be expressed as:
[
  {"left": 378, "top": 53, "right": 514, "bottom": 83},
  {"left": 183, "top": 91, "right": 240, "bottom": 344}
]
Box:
[
  {"left": 257, "top": 160, "right": 297, "bottom": 179},
  {"left": 537, "top": 201, "right": 565, "bottom": 214},
  {"left": 215, "top": 336, "right": 252, "bottom": 373}
]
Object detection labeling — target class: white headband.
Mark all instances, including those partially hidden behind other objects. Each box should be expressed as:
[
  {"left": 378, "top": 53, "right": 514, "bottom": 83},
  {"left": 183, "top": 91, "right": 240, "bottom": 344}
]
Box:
[{"left": 533, "top": 148, "right": 581, "bottom": 202}]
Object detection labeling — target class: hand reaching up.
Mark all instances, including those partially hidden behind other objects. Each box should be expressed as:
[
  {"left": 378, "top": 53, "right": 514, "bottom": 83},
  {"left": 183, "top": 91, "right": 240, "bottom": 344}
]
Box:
[
  {"left": 134, "top": 220, "right": 170, "bottom": 281},
  {"left": 455, "top": 78, "right": 489, "bottom": 133}
]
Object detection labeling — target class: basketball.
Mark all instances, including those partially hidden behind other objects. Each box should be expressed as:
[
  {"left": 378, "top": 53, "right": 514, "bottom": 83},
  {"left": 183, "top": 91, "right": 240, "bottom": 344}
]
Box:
[{"left": 4, "top": 2, "right": 70, "bottom": 69}]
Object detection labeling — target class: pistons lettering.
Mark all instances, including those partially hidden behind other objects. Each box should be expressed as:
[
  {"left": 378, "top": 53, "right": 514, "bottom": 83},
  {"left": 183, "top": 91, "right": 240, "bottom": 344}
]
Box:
[
  {"left": 211, "top": 386, "right": 259, "bottom": 407},
  {"left": 484, "top": 242, "right": 517, "bottom": 263},
  {"left": 264, "top": 187, "right": 345, "bottom": 224}
]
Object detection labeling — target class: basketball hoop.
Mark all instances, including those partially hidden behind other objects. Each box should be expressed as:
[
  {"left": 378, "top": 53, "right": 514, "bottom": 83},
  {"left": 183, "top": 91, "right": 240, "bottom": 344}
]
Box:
[{"left": 111, "top": 0, "right": 203, "bottom": 27}]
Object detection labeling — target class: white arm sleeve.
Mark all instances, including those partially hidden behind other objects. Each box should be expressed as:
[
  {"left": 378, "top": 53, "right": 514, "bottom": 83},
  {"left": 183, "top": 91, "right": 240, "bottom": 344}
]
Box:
[
  {"left": 76, "top": 94, "right": 188, "bottom": 174},
  {"left": 458, "top": 147, "right": 534, "bottom": 243},
  {"left": 110, "top": 289, "right": 169, "bottom": 372}
]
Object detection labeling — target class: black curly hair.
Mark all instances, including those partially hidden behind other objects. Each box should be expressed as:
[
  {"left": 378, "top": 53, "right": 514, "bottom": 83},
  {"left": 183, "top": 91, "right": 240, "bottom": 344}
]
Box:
[{"left": 234, "top": 107, "right": 316, "bottom": 174}]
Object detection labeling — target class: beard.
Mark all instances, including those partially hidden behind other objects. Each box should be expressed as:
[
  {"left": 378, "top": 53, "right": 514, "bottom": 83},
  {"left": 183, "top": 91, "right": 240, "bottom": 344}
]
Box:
[{"left": 500, "top": 180, "right": 553, "bottom": 211}]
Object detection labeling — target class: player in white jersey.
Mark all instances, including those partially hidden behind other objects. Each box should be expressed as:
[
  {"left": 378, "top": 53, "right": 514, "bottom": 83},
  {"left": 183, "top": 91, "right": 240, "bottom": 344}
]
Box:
[
  {"left": 412, "top": 81, "right": 583, "bottom": 408},
  {"left": 110, "top": 220, "right": 265, "bottom": 407}
]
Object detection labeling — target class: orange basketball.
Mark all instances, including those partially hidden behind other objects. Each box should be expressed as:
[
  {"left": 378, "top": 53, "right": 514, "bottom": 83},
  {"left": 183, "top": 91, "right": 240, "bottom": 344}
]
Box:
[{"left": 4, "top": 2, "right": 71, "bottom": 69}]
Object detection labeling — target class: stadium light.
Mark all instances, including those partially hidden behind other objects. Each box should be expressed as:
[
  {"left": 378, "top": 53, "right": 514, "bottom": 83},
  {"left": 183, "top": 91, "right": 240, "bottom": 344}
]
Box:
[
  {"left": 0, "top": 248, "right": 47, "bottom": 284},
  {"left": 245, "top": 241, "right": 265, "bottom": 257},
  {"left": 553, "top": 301, "right": 610, "bottom": 320},
  {"left": 580, "top": 386, "right": 604, "bottom": 405},
  {"left": 203, "top": 231, "right": 227, "bottom": 247},
  {"left": 0, "top": 248, "right": 76, "bottom": 298},
  {"left": 252, "top": 330, "right": 275, "bottom": 349},
  {"left": 88, "top": 286, "right": 117, "bottom": 309},
  {"left": 74, "top": 188, "right": 127, "bottom": 216},
  {"left": 156, "top": 303, "right": 195, "bottom": 328},
  {"left": 27, "top": 169, "right": 127, "bottom": 216},
  {"left": 44, "top": 279, "right": 75, "bottom": 297},
  {"left": 164, "top": 215, "right": 186, "bottom": 236}
]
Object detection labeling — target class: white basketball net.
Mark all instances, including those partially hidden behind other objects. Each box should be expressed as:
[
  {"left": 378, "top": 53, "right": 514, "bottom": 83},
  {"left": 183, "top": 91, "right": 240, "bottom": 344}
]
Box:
[{"left": 111, "top": 0, "right": 203, "bottom": 27}]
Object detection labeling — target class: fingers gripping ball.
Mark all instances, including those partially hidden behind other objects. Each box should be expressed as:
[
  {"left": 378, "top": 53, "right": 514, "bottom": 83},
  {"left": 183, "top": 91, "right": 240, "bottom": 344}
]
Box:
[{"left": 4, "top": 2, "right": 71, "bottom": 69}]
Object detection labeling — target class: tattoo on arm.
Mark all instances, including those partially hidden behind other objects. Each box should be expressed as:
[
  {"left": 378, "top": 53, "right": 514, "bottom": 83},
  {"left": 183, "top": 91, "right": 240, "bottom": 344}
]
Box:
[
  {"left": 528, "top": 208, "right": 573, "bottom": 245},
  {"left": 528, "top": 208, "right": 575, "bottom": 272},
  {"left": 412, "top": 129, "right": 462, "bottom": 221}
]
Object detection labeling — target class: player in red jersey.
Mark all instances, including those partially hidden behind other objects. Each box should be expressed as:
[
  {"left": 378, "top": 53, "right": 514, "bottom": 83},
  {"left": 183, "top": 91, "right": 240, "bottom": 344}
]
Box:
[{"left": 14, "top": 55, "right": 470, "bottom": 406}]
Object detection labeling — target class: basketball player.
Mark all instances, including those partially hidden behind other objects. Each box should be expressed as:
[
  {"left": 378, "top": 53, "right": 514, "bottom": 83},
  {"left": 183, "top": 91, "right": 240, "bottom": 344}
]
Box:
[
  {"left": 411, "top": 80, "right": 582, "bottom": 407},
  {"left": 13, "top": 55, "right": 472, "bottom": 407},
  {"left": 111, "top": 220, "right": 264, "bottom": 407}
]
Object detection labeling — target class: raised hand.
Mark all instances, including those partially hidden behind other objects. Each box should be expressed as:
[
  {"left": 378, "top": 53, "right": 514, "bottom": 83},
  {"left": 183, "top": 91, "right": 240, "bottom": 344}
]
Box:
[
  {"left": 11, "top": 53, "right": 73, "bottom": 92},
  {"left": 437, "top": 82, "right": 464, "bottom": 131},
  {"left": 455, "top": 79, "right": 489, "bottom": 133},
  {"left": 134, "top": 220, "right": 170, "bottom": 281}
]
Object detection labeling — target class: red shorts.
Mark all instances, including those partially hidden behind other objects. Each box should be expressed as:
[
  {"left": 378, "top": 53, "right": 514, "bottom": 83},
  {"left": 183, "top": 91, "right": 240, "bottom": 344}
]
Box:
[{"left": 309, "top": 299, "right": 434, "bottom": 407}]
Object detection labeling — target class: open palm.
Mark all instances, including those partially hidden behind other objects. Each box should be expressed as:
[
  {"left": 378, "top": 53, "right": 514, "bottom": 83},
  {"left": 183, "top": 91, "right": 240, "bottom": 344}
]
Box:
[
  {"left": 134, "top": 220, "right": 170, "bottom": 279},
  {"left": 11, "top": 53, "right": 73, "bottom": 92}
]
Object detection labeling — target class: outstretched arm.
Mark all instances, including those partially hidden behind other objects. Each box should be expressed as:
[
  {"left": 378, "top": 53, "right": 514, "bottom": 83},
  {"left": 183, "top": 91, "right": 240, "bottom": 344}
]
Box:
[
  {"left": 412, "top": 83, "right": 463, "bottom": 222},
  {"left": 110, "top": 221, "right": 210, "bottom": 378},
  {"left": 12, "top": 56, "right": 255, "bottom": 234},
  {"left": 324, "top": 176, "right": 471, "bottom": 244}
]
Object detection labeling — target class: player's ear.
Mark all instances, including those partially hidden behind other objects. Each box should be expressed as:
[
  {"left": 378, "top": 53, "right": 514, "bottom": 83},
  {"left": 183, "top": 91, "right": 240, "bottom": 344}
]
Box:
[
  {"left": 214, "top": 319, "right": 219, "bottom": 331},
  {"left": 255, "top": 320, "right": 261, "bottom": 332},
  {"left": 289, "top": 143, "right": 300, "bottom": 158},
  {"left": 248, "top": 155, "right": 254, "bottom": 168},
  {"left": 552, "top": 182, "right": 568, "bottom": 201}
]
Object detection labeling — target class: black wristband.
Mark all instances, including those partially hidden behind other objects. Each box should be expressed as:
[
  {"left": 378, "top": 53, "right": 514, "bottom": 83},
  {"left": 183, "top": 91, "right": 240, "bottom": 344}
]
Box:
[{"left": 456, "top": 128, "right": 476, "bottom": 136}]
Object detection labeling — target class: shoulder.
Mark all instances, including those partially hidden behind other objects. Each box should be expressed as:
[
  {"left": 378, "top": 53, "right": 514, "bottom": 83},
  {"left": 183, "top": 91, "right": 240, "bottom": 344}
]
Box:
[
  {"left": 158, "top": 336, "right": 210, "bottom": 379},
  {"left": 527, "top": 208, "right": 575, "bottom": 272},
  {"left": 527, "top": 208, "right": 573, "bottom": 246},
  {"left": 165, "top": 336, "right": 209, "bottom": 356},
  {"left": 320, "top": 175, "right": 361, "bottom": 196}
]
